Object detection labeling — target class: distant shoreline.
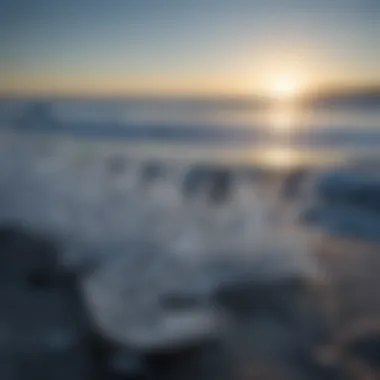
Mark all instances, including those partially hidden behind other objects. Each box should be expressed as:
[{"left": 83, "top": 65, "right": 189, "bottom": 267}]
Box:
[{"left": 1, "top": 86, "right": 380, "bottom": 110}]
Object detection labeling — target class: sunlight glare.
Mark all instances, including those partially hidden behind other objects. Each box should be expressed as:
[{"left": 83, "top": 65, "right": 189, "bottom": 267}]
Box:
[
  {"left": 267, "top": 75, "right": 301, "bottom": 100},
  {"left": 262, "top": 148, "right": 298, "bottom": 168},
  {"left": 269, "top": 107, "right": 297, "bottom": 132}
]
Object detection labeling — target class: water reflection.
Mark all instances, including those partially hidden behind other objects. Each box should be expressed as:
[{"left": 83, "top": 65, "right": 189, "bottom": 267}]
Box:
[
  {"left": 260, "top": 147, "right": 299, "bottom": 168},
  {"left": 266, "top": 104, "right": 301, "bottom": 134}
]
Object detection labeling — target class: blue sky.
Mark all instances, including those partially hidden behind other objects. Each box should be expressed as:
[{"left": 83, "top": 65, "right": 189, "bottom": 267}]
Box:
[{"left": 1, "top": 0, "right": 379, "bottom": 95}]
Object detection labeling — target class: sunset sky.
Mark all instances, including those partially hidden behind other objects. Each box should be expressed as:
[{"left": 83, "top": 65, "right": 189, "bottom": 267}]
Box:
[{"left": 1, "top": 0, "right": 379, "bottom": 97}]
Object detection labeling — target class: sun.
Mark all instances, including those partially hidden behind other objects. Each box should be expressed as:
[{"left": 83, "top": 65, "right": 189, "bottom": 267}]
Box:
[{"left": 267, "top": 76, "right": 300, "bottom": 100}]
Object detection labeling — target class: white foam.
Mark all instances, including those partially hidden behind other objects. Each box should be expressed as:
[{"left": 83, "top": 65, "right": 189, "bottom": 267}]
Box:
[{"left": 0, "top": 130, "right": 319, "bottom": 349}]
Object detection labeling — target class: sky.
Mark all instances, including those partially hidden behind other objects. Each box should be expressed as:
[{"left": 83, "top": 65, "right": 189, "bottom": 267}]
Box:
[{"left": 1, "top": 0, "right": 379, "bottom": 97}]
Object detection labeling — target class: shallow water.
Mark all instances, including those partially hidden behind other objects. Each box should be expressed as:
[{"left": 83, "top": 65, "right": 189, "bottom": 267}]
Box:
[{"left": 0, "top": 130, "right": 310, "bottom": 263}]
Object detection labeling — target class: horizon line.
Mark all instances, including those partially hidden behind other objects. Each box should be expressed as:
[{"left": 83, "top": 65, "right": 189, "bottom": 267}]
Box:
[{"left": 1, "top": 83, "right": 380, "bottom": 101}]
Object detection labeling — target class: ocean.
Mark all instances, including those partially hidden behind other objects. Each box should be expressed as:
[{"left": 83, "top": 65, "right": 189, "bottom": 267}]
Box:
[
  {"left": 1, "top": 96, "right": 380, "bottom": 356},
  {"left": 1, "top": 97, "right": 380, "bottom": 168}
]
